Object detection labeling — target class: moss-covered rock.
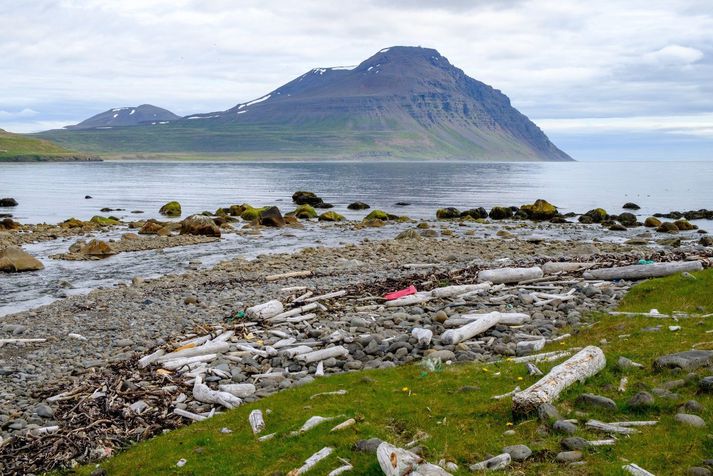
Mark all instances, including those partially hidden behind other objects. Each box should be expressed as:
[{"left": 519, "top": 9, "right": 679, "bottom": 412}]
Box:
[
  {"left": 291, "top": 204, "right": 318, "bottom": 219},
  {"left": 61, "top": 217, "right": 85, "bottom": 229},
  {"left": 581, "top": 208, "right": 608, "bottom": 223},
  {"left": 489, "top": 206, "right": 513, "bottom": 220},
  {"left": 520, "top": 199, "right": 557, "bottom": 220},
  {"left": 347, "top": 201, "right": 370, "bottom": 210},
  {"left": 362, "top": 218, "right": 385, "bottom": 227},
  {"left": 215, "top": 208, "right": 229, "bottom": 216},
  {"left": 139, "top": 219, "right": 164, "bottom": 235},
  {"left": 644, "top": 216, "right": 662, "bottom": 228},
  {"left": 673, "top": 219, "right": 697, "bottom": 231},
  {"left": 0, "top": 218, "right": 19, "bottom": 230},
  {"left": 180, "top": 215, "right": 221, "bottom": 237},
  {"left": 240, "top": 205, "right": 261, "bottom": 221},
  {"left": 292, "top": 191, "right": 323, "bottom": 206},
  {"left": 460, "top": 208, "right": 488, "bottom": 220},
  {"left": 229, "top": 204, "right": 246, "bottom": 216},
  {"left": 365, "top": 210, "right": 389, "bottom": 221},
  {"left": 318, "top": 211, "right": 345, "bottom": 222},
  {"left": 90, "top": 215, "right": 120, "bottom": 226},
  {"left": 618, "top": 212, "right": 638, "bottom": 227},
  {"left": 657, "top": 222, "right": 679, "bottom": 233},
  {"left": 159, "top": 201, "right": 181, "bottom": 217},
  {"left": 436, "top": 208, "right": 461, "bottom": 219}
]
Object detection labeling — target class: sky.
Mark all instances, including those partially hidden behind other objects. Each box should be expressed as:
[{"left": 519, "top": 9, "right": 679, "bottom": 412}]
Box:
[{"left": 1, "top": 0, "right": 712, "bottom": 160}]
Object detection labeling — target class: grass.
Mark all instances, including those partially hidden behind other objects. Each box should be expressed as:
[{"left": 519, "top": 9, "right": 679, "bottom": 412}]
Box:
[
  {"left": 0, "top": 128, "right": 84, "bottom": 160},
  {"left": 74, "top": 270, "right": 713, "bottom": 475}
]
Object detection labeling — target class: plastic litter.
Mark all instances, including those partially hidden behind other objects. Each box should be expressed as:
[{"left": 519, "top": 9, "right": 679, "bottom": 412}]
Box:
[
  {"left": 385, "top": 285, "right": 417, "bottom": 301},
  {"left": 638, "top": 259, "right": 655, "bottom": 265}
]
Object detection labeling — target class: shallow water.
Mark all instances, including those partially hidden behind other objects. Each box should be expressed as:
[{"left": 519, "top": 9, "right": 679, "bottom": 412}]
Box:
[{"left": 1, "top": 160, "right": 711, "bottom": 223}]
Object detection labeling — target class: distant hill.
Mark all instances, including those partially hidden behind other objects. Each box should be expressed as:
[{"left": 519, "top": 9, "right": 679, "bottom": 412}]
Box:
[
  {"left": 0, "top": 128, "right": 95, "bottom": 162},
  {"left": 65, "top": 104, "right": 180, "bottom": 130},
  {"left": 37, "top": 46, "right": 572, "bottom": 161}
]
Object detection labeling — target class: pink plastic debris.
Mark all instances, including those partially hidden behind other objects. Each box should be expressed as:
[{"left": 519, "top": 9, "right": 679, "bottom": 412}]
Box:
[{"left": 384, "top": 285, "right": 417, "bottom": 301}]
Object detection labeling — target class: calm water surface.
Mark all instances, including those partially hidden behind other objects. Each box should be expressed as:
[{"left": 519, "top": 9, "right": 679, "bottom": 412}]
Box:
[{"left": 1, "top": 161, "right": 711, "bottom": 223}]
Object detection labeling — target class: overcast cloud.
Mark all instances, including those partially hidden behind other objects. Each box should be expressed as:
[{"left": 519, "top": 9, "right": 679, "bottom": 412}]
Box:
[{"left": 1, "top": 0, "right": 712, "bottom": 159}]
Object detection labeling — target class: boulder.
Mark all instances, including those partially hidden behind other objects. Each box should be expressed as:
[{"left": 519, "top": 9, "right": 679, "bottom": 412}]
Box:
[
  {"left": 520, "top": 199, "right": 557, "bottom": 220},
  {"left": 347, "top": 201, "right": 370, "bottom": 210},
  {"left": 258, "top": 206, "right": 285, "bottom": 227},
  {"left": 700, "top": 236, "right": 713, "bottom": 247},
  {"left": 644, "top": 216, "right": 662, "bottom": 227},
  {"left": 159, "top": 201, "right": 181, "bottom": 217},
  {"left": 657, "top": 222, "right": 679, "bottom": 233},
  {"left": 0, "top": 246, "right": 44, "bottom": 272},
  {"left": 436, "top": 207, "right": 460, "bottom": 219},
  {"left": 365, "top": 210, "right": 389, "bottom": 221},
  {"left": 180, "top": 215, "right": 221, "bottom": 237},
  {"left": 139, "top": 220, "right": 165, "bottom": 235},
  {"left": 460, "top": 207, "right": 488, "bottom": 219},
  {"left": 0, "top": 218, "right": 19, "bottom": 230},
  {"left": 292, "top": 191, "right": 323, "bottom": 206},
  {"left": 0, "top": 198, "right": 18, "bottom": 207},
  {"left": 654, "top": 350, "right": 713, "bottom": 371},
  {"left": 61, "top": 218, "right": 86, "bottom": 229},
  {"left": 240, "top": 205, "right": 264, "bottom": 221},
  {"left": 618, "top": 212, "right": 638, "bottom": 226},
  {"left": 674, "top": 220, "right": 697, "bottom": 231},
  {"left": 489, "top": 206, "right": 513, "bottom": 220},
  {"left": 318, "top": 211, "right": 344, "bottom": 222},
  {"left": 228, "top": 204, "right": 246, "bottom": 216},
  {"left": 81, "top": 239, "right": 116, "bottom": 257},
  {"left": 291, "top": 204, "right": 318, "bottom": 219},
  {"left": 623, "top": 202, "right": 641, "bottom": 210},
  {"left": 581, "top": 208, "right": 608, "bottom": 223}
]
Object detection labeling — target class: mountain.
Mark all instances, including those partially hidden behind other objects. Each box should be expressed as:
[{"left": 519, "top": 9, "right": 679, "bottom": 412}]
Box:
[
  {"left": 65, "top": 104, "right": 180, "bottom": 130},
  {"left": 0, "top": 128, "right": 95, "bottom": 162},
  {"left": 37, "top": 47, "right": 572, "bottom": 161}
]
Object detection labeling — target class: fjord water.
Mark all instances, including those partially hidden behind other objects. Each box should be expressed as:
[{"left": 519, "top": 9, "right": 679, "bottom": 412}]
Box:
[{"left": 1, "top": 160, "right": 712, "bottom": 224}]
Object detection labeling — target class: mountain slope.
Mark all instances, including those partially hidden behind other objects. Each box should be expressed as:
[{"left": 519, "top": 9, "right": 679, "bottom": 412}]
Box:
[
  {"left": 66, "top": 104, "right": 180, "bottom": 130},
  {"left": 38, "top": 47, "right": 572, "bottom": 161},
  {"left": 0, "top": 128, "right": 93, "bottom": 161}
]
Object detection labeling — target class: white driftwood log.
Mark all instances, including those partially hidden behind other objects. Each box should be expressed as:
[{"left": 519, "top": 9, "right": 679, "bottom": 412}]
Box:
[
  {"left": 246, "top": 299, "right": 284, "bottom": 320},
  {"left": 304, "top": 290, "right": 347, "bottom": 303},
  {"left": 622, "top": 463, "right": 656, "bottom": 476},
  {"left": 157, "top": 342, "right": 229, "bottom": 362},
  {"left": 440, "top": 312, "right": 501, "bottom": 345},
  {"left": 297, "top": 346, "right": 349, "bottom": 364},
  {"left": 295, "top": 415, "right": 340, "bottom": 433},
  {"left": 269, "top": 302, "right": 319, "bottom": 321},
  {"left": 376, "top": 442, "right": 452, "bottom": 476},
  {"left": 583, "top": 261, "right": 703, "bottom": 281},
  {"left": 161, "top": 353, "right": 218, "bottom": 370},
  {"left": 249, "top": 409, "right": 265, "bottom": 434},
  {"left": 328, "top": 464, "right": 353, "bottom": 475},
  {"left": 288, "top": 447, "right": 334, "bottom": 475},
  {"left": 138, "top": 349, "right": 165, "bottom": 368},
  {"left": 331, "top": 418, "right": 356, "bottom": 432},
  {"left": 512, "top": 346, "right": 606, "bottom": 415},
  {"left": 542, "top": 262, "right": 594, "bottom": 274},
  {"left": 192, "top": 375, "right": 241, "bottom": 409},
  {"left": 585, "top": 419, "right": 638, "bottom": 435},
  {"left": 282, "top": 345, "right": 314, "bottom": 358},
  {"left": 386, "top": 292, "right": 432, "bottom": 307},
  {"left": 173, "top": 408, "right": 208, "bottom": 422},
  {"left": 218, "top": 383, "right": 256, "bottom": 398},
  {"left": 412, "top": 328, "right": 433, "bottom": 346},
  {"left": 266, "top": 270, "right": 312, "bottom": 281},
  {"left": 469, "top": 453, "right": 511, "bottom": 471},
  {"left": 477, "top": 266, "right": 543, "bottom": 284},
  {"left": 430, "top": 283, "right": 491, "bottom": 298},
  {"left": 315, "top": 361, "right": 325, "bottom": 376}
]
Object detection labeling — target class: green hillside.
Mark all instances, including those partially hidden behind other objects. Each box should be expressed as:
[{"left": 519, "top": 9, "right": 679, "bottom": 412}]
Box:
[{"left": 0, "top": 128, "right": 94, "bottom": 161}]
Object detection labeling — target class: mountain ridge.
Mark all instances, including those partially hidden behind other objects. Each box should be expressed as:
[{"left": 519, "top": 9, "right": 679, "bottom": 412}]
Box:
[
  {"left": 38, "top": 46, "right": 572, "bottom": 161},
  {"left": 66, "top": 104, "right": 180, "bottom": 130}
]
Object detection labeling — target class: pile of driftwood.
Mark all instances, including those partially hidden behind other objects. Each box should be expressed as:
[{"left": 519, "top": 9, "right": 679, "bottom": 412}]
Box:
[{"left": 0, "top": 358, "right": 185, "bottom": 475}]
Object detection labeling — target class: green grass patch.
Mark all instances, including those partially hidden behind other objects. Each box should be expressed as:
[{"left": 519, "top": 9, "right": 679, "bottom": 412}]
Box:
[
  {"left": 76, "top": 273, "right": 713, "bottom": 475},
  {"left": 0, "top": 129, "right": 82, "bottom": 160},
  {"left": 619, "top": 268, "right": 713, "bottom": 314}
]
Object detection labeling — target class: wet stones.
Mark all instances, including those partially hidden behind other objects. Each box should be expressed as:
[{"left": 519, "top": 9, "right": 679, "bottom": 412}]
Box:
[
  {"left": 180, "top": 215, "right": 221, "bottom": 237},
  {"left": 436, "top": 208, "right": 460, "bottom": 219},
  {"left": 347, "top": 201, "right": 370, "bottom": 210},
  {"left": 0, "top": 198, "right": 18, "bottom": 207},
  {"left": 489, "top": 206, "right": 513, "bottom": 220},
  {"left": 644, "top": 216, "right": 662, "bottom": 228},
  {"left": 623, "top": 202, "right": 640, "bottom": 210},
  {"left": 159, "top": 201, "right": 181, "bottom": 217},
  {"left": 259, "top": 206, "right": 285, "bottom": 227}
]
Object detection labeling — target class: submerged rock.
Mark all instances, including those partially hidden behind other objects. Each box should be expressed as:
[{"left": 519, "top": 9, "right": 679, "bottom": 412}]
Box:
[
  {"left": 159, "top": 201, "right": 181, "bottom": 217},
  {"left": 623, "top": 202, "right": 641, "bottom": 210},
  {"left": 318, "top": 211, "right": 344, "bottom": 222},
  {"left": 645, "top": 216, "right": 662, "bottom": 228},
  {"left": 291, "top": 204, "right": 318, "bottom": 219},
  {"left": 581, "top": 208, "right": 608, "bottom": 223},
  {"left": 460, "top": 207, "right": 488, "bottom": 219},
  {"left": 292, "top": 191, "right": 323, "bottom": 206},
  {"left": 364, "top": 210, "right": 389, "bottom": 221},
  {"left": 139, "top": 219, "right": 165, "bottom": 235},
  {"left": 618, "top": 212, "right": 638, "bottom": 226},
  {"left": 347, "top": 201, "right": 370, "bottom": 210},
  {"left": 436, "top": 207, "right": 460, "bottom": 219},
  {"left": 90, "top": 215, "right": 120, "bottom": 226},
  {"left": 489, "top": 206, "right": 513, "bottom": 220},
  {"left": 0, "top": 197, "right": 18, "bottom": 207},
  {"left": 674, "top": 219, "right": 697, "bottom": 231},
  {"left": 657, "top": 222, "right": 679, "bottom": 233},
  {"left": 82, "top": 239, "right": 116, "bottom": 257},
  {"left": 0, "top": 246, "right": 44, "bottom": 272}
]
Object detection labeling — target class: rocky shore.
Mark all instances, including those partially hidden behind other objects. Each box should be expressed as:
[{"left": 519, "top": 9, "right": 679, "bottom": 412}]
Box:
[{"left": 1, "top": 227, "right": 712, "bottom": 473}]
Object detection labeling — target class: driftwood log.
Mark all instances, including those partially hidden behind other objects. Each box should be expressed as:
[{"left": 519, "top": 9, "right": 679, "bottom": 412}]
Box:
[
  {"left": 249, "top": 409, "right": 265, "bottom": 434},
  {"left": 512, "top": 346, "right": 606, "bottom": 415},
  {"left": 440, "top": 312, "right": 502, "bottom": 345},
  {"left": 477, "top": 266, "right": 543, "bottom": 284},
  {"left": 583, "top": 261, "right": 703, "bottom": 281},
  {"left": 245, "top": 299, "right": 284, "bottom": 319},
  {"left": 297, "top": 346, "right": 349, "bottom": 364},
  {"left": 376, "top": 442, "right": 452, "bottom": 476}
]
